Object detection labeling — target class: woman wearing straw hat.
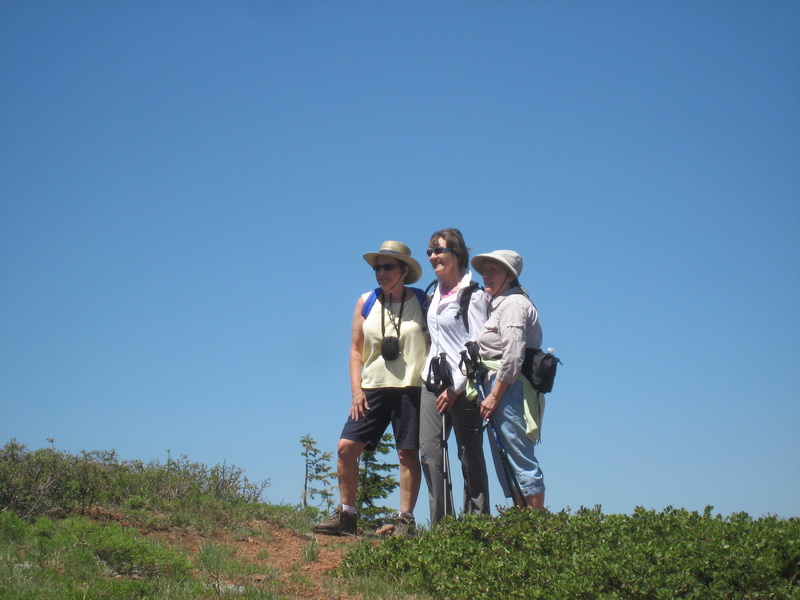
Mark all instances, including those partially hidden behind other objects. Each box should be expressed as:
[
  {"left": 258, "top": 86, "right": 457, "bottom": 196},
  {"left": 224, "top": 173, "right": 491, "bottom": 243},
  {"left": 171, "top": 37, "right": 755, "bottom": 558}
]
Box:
[
  {"left": 313, "top": 241, "right": 428, "bottom": 535},
  {"left": 419, "top": 228, "right": 491, "bottom": 524},
  {"left": 471, "top": 249, "right": 546, "bottom": 509}
]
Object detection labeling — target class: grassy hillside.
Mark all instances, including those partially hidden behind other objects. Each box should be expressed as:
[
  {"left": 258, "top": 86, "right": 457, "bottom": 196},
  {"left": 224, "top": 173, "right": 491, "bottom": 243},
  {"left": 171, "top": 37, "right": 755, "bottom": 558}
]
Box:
[
  {"left": 0, "top": 440, "right": 341, "bottom": 599},
  {"left": 1, "top": 440, "right": 797, "bottom": 600}
]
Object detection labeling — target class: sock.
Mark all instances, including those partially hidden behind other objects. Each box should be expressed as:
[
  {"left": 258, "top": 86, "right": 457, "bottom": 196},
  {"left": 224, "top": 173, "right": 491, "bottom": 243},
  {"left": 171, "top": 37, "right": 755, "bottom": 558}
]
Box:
[
  {"left": 398, "top": 511, "right": 414, "bottom": 520},
  {"left": 341, "top": 504, "right": 356, "bottom": 515}
]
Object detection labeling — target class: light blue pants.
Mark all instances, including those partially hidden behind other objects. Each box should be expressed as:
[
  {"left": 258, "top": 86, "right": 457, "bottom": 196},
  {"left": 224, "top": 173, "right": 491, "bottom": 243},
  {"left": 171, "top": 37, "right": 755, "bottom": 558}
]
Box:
[{"left": 488, "top": 376, "right": 545, "bottom": 498}]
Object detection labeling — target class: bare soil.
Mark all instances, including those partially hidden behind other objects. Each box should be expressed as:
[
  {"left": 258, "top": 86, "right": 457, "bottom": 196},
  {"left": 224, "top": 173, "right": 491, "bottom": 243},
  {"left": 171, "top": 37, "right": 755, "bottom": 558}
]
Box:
[{"left": 87, "top": 507, "right": 374, "bottom": 600}]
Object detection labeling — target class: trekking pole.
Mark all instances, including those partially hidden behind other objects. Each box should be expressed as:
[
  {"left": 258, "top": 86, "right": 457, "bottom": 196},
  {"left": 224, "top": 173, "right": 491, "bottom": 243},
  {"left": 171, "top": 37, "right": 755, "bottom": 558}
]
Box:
[
  {"left": 460, "top": 343, "right": 526, "bottom": 508},
  {"left": 441, "top": 411, "right": 454, "bottom": 516},
  {"left": 428, "top": 352, "right": 455, "bottom": 517}
]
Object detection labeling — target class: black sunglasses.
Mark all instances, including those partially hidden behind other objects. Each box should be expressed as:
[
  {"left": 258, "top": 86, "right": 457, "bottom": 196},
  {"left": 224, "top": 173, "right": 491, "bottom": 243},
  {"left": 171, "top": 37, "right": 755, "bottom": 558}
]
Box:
[
  {"left": 372, "top": 263, "right": 401, "bottom": 272},
  {"left": 426, "top": 247, "right": 454, "bottom": 257}
]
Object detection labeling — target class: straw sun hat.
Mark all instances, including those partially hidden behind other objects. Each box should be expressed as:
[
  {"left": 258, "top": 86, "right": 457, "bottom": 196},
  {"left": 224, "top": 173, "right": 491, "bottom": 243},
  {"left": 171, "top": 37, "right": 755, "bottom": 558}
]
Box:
[
  {"left": 471, "top": 249, "right": 523, "bottom": 279},
  {"left": 362, "top": 240, "right": 422, "bottom": 284}
]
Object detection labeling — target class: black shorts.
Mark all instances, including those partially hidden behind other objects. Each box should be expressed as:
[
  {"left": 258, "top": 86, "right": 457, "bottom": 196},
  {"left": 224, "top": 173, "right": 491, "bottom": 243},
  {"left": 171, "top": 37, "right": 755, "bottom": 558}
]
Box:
[{"left": 340, "top": 387, "right": 421, "bottom": 451}]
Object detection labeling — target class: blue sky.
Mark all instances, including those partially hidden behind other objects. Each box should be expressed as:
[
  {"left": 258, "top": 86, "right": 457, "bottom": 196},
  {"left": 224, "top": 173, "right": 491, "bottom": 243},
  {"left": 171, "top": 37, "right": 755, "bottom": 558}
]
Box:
[{"left": 2, "top": 1, "right": 798, "bottom": 524}]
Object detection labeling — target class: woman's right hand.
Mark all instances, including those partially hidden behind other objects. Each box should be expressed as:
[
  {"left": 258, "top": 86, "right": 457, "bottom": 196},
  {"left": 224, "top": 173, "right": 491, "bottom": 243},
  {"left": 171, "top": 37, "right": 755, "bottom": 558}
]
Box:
[
  {"left": 350, "top": 389, "right": 369, "bottom": 421},
  {"left": 436, "top": 387, "right": 458, "bottom": 413},
  {"left": 480, "top": 379, "right": 509, "bottom": 421},
  {"left": 349, "top": 296, "right": 368, "bottom": 421},
  {"left": 479, "top": 391, "right": 499, "bottom": 420}
]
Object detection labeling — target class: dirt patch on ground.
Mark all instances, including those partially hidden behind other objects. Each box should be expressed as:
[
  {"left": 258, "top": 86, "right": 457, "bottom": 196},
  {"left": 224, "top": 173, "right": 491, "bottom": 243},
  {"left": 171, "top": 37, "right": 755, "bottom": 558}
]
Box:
[
  {"left": 153, "top": 523, "right": 365, "bottom": 599},
  {"left": 87, "top": 507, "right": 372, "bottom": 599}
]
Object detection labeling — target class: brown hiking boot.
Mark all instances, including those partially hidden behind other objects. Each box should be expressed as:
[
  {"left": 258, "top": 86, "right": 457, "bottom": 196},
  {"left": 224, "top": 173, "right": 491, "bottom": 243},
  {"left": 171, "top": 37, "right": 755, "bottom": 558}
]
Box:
[
  {"left": 312, "top": 506, "right": 357, "bottom": 536},
  {"left": 393, "top": 512, "right": 416, "bottom": 537}
]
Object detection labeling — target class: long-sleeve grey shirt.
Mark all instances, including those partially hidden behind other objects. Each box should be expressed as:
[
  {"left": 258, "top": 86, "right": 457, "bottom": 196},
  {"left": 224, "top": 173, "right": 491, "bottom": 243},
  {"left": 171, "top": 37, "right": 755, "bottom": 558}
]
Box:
[{"left": 477, "top": 287, "right": 542, "bottom": 384}]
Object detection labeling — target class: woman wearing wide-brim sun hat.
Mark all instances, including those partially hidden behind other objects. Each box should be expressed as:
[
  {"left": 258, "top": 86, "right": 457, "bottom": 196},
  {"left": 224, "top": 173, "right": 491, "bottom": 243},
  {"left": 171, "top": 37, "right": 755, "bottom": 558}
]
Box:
[
  {"left": 313, "top": 240, "right": 429, "bottom": 536},
  {"left": 470, "top": 249, "right": 546, "bottom": 510}
]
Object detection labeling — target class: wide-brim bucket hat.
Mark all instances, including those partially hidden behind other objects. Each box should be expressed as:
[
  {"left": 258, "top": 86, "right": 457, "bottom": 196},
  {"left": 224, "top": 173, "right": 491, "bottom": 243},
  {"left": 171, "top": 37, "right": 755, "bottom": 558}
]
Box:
[
  {"left": 471, "top": 249, "right": 523, "bottom": 279},
  {"left": 363, "top": 240, "right": 422, "bottom": 284}
]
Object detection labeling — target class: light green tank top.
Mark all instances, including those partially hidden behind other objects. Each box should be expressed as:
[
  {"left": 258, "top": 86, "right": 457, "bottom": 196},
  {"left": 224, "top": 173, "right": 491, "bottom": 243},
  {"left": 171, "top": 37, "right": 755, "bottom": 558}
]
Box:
[{"left": 360, "top": 289, "right": 428, "bottom": 389}]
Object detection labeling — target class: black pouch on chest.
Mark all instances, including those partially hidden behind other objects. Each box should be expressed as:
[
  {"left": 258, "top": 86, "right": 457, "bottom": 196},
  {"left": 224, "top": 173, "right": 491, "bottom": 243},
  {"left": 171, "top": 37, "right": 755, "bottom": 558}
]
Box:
[
  {"left": 381, "top": 336, "right": 400, "bottom": 361},
  {"left": 380, "top": 291, "right": 406, "bottom": 362}
]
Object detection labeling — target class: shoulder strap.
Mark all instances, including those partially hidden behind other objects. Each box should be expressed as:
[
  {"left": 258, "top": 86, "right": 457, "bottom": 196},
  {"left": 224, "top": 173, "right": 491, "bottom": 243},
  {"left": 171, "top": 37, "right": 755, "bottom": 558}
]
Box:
[
  {"left": 362, "top": 286, "right": 428, "bottom": 319},
  {"left": 361, "top": 288, "right": 381, "bottom": 319},
  {"left": 421, "top": 279, "right": 481, "bottom": 331},
  {"left": 420, "top": 279, "right": 437, "bottom": 323},
  {"left": 423, "top": 279, "right": 438, "bottom": 296},
  {"left": 456, "top": 281, "right": 481, "bottom": 332}
]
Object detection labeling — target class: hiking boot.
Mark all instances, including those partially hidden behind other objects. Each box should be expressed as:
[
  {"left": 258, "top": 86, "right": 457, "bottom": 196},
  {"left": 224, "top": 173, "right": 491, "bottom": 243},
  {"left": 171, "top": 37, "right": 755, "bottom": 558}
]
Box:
[
  {"left": 312, "top": 506, "right": 357, "bottom": 536},
  {"left": 393, "top": 512, "right": 416, "bottom": 537}
]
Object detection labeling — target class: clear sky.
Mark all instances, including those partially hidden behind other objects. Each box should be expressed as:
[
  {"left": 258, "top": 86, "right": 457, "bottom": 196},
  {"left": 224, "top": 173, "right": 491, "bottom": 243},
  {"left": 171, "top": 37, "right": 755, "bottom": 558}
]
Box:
[{"left": 2, "top": 1, "right": 798, "bottom": 524}]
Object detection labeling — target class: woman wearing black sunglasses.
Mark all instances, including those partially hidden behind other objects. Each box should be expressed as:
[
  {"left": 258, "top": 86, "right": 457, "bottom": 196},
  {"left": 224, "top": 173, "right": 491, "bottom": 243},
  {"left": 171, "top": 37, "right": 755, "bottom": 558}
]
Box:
[
  {"left": 419, "top": 228, "right": 491, "bottom": 525},
  {"left": 313, "top": 241, "right": 428, "bottom": 536}
]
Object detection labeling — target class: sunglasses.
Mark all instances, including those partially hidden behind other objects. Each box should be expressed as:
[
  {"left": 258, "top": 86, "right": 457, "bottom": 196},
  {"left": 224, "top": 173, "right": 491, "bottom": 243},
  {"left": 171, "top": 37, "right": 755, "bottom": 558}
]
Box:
[
  {"left": 372, "top": 263, "right": 401, "bottom": 272},
  {"left": 426, "top": 247, "right": 454, "bottom": 257}
]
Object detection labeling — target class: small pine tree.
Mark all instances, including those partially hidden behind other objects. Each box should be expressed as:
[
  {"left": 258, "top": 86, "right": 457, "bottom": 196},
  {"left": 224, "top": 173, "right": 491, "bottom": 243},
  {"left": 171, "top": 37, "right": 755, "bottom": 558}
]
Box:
[
  {"left": 299, "top": 435, "right": 334, "bottom": 511},
  {"left": 357, "top": 433, "right": 399, "bottom": 525}
]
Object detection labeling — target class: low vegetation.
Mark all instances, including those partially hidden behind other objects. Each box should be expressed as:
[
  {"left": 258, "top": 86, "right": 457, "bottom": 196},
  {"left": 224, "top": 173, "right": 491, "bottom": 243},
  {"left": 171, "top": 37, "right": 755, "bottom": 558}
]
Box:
[
  {"left": 0, "top": 511, "right": 202, "bottom": 599},
  {"left": 342, "top": 506, "right": 800, "bottom": 599},
  {"left": 1, "top": 439, "right": 798, "bottom": 599},
  {"left": 0, "top": 439, "right": 269, "bottom": 526},
  {"left": 0, "top": 439, "right": 318, "bottom": 599}
]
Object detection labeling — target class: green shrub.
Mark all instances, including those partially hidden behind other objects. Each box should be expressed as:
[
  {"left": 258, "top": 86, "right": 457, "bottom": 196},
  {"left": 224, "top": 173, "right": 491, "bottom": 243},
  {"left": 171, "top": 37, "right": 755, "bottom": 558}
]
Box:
[
  {"left": 341, "top": 506, "right": 800, "bottom": 599},
  {"left": 0, "top": 440, "right": 270, "bottom": 523},
  {"left": 0, "top": 509, "right": 27, "bottom": 542},
  {"left": 125, "top": 494, "right": 148, "bottom": 510}
]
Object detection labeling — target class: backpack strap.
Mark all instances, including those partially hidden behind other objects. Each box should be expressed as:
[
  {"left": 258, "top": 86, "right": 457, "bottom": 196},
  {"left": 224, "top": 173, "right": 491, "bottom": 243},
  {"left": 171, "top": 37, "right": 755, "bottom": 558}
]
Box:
[
  {"left": 423, "top": 279, "right": 438, "bottom": 296},
  {"left": 362, "top": 287, "right": 428, "bottom": 319},
  {"left": 422, "top": 279, "right": 481, "bottom": 332},
  {"left": 455, "top": 281, "right": 481, "bottom": 332},
  {"left": 361, "top": 288, "right": 381, "bottom": 319},
  {"left": 411, "top": 287, "right": 426, "bottom": 307}
]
